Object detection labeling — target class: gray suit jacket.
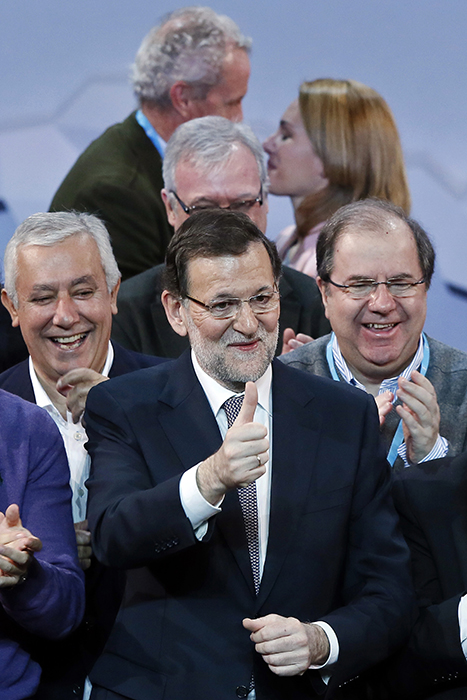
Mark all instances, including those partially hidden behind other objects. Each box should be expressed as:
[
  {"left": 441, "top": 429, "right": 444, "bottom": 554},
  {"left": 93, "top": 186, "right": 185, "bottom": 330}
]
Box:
[
  {"left": 281, "top": 334, "right": 467, "bottom": 470},
  {"left": 112, "top": 263, "right": 331, "bottom": 357}
]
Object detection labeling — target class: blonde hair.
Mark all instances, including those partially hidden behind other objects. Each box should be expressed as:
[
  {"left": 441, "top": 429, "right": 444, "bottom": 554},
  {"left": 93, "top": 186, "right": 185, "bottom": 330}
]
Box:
[{"left": 296, "top": 79, "right": 411, "bottom": 237}]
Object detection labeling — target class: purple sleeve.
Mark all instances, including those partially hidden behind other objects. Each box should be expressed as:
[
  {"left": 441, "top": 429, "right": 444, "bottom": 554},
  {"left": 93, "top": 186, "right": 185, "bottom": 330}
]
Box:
[{"left": 0, "top": 397, "right": 85, "bottom": 639}]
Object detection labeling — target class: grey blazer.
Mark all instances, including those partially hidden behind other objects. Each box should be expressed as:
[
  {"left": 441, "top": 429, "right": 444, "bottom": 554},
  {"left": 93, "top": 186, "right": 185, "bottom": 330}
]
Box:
[{"left": 281, "top": 334, "right": 467, "bottom": 470}]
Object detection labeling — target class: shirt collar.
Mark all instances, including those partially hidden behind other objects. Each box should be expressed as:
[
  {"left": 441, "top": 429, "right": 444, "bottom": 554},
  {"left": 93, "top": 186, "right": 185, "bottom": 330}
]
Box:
[
  {"left": 191, "top": 349, "right": 272, "bottom": 417},
  {"left": 29, "top": 340, "right": 114, "bottom": 414},
  {"left": 331, "top": 333, "right": 424, "bottom": 395},
  {"left": 135, "top": 109, "right": 166, "bottom": 159}
]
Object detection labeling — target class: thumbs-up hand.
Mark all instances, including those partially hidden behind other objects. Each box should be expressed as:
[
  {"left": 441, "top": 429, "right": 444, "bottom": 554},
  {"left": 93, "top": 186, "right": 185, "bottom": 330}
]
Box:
[{"left": 197, "top": 382, "right": 269, "bottom": 505}]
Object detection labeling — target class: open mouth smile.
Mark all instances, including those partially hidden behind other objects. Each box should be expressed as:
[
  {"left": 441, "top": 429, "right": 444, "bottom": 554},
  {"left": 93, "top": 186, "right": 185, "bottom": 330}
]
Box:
[
  {"left": 363, "top": 323, "right": 398, "bottom": 331},
  {"left": 49, "top": 332, "right": 89, "bottom": 350}
]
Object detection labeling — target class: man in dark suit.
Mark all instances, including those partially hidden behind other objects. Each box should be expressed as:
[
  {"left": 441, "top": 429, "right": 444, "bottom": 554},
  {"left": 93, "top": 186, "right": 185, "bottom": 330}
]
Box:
[
  {"left": 50, "top": 7, "right": 251, "bottom": 281},
  {"left": 0, "top": 211, "right": 166, "bottom": 699},
  {"left": 86, "top": 209, "right": 414, "bottom": 700},
  {"left": 111, "top": 116, "right": 330, "bottom": 357},
  {"left": 362, "top": 453, "right": 467, "bottom": 700}
]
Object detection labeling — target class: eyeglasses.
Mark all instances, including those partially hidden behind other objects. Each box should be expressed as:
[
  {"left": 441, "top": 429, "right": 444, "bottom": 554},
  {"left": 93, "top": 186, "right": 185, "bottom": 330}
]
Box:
[
  {"left": 326, "top": 278, "right": 426, "bottom": 299},
  {"left": 184, "top": 290, "right": 279, "bottom": 319},
  {"left": 170, "top": 188, "right": 263, "bottom": 216}
]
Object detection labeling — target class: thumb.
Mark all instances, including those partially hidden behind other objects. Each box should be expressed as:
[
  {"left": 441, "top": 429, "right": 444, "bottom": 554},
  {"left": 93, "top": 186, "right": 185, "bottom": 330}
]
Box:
[
  {"left": 243, "top": 617, "right": 264, "bottom": 632},
  {"left": 5, "top": 504, "right": 21, "bottom": 528},
  {"left": 234, "top": 382, "right": 258, "bottom": 427}
]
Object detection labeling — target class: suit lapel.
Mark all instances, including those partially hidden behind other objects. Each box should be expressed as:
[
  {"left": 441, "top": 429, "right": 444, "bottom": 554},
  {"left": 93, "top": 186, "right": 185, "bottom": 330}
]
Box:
[
  {"left": 157, "top": 352, "right": 222, "bottom": 468},
  {"left": 157, "top": 352, "right": 260, "bottom": 593},
  {"left": 0, "top": 361, "right": 36, "bottom": 404},
  {"left": 257, "top": 360, "right": 321, "bottom": 608}
]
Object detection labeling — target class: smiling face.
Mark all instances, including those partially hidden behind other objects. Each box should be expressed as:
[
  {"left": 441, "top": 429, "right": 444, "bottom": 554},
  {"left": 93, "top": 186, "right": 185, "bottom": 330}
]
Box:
[
  {"left": 162, "top": 144, "right": 268, "bottom": 233},
  {"left": 263, "top": 99, "right": 328, "bottom": 202},
  {"left": 163, "top": 242, "right": 279, "bottom": 391},
  {"left": 194, "top": 47, "right": 250, "bottom": 122},
  {"left": 2, "top": 233, "right": 119, "bottom": 388},
  {"left": 317, "top": 220, "right": 427, "bottom": 387}
]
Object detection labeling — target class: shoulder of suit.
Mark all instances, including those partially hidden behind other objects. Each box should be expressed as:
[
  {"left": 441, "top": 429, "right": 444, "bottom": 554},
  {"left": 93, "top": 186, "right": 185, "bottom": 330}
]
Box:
[
  {"left": 117, "top": 264, "right": 164, "bottom": 303},
  {"left": 279, "top": 334, "right": 329, "bottom": 369}
]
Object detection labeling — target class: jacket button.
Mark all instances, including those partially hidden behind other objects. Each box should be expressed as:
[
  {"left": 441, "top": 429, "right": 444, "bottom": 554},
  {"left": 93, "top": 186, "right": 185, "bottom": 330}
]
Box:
[{"left": 236, "top": 686, "right": 248, "bottom": 698}]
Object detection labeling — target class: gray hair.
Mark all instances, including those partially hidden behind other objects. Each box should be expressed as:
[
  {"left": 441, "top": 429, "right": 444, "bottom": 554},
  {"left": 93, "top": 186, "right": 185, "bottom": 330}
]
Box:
[
  {"left": 131, "top": 6, "right": 251, "bottom": 109},
  {"left": 316, "top": 198, "right": 435, "bottom": 289},
  {"left": 4, "top": 211, "right": 121, "bottom": 306},
  {"left": 163, "top": 116, "right": 267, "bottom": 195}
]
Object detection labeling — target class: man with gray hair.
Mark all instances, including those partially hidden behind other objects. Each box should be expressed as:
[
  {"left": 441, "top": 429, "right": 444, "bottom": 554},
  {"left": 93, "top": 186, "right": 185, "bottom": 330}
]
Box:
[
  {"left": 50, "top": 7, "right": 251, "bottom": 281},
  {"left": 281, "top": 198, "right": 467, "bottom": 468},
  {"left": 112, "top": 116, "right": 330, "bottom": 357},
  {"left": 0, "top": 211, "right": 165, "bottom": 699}
]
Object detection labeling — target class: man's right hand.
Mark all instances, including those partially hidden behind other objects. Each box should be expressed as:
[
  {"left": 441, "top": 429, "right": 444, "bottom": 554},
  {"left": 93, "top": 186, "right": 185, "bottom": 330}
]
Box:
[{"left": 196, "top": 382, "right": 269, "bottom": 505}]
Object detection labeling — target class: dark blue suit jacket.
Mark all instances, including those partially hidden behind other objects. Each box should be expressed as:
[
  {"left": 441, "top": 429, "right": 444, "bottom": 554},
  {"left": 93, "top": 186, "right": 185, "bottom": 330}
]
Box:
[
  {"left": 0, "top": 341, "right": 168, "bottom": 700},
  {"left": 366, "top": 454, "right": 467, "bottom": 700},
  {"left": 85, "top": 352, "right": 414, "bottom": 700}
]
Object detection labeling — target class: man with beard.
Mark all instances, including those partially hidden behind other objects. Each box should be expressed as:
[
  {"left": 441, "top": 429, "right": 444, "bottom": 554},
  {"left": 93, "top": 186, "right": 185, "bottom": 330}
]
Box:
[{"left": 84, "top": 209, "right": 413, "bottom": 700}]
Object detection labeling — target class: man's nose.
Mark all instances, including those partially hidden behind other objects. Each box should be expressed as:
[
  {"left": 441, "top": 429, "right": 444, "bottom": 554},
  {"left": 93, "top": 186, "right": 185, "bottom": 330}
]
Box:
[
  {"left": 232, "top": 300, "right": 259, "bottom": 334},
  {"left": 53, "top": 296, "right": 80, "bottom": 327},
  {"left": 367, "top": 283, "right": 398, "bottom": 312}
]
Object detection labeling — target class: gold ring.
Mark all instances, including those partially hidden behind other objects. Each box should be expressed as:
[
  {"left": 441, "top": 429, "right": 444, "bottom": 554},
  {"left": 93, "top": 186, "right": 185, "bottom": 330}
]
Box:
[{"left": 256, "top": 455, "right": 262, "bottom": 467}]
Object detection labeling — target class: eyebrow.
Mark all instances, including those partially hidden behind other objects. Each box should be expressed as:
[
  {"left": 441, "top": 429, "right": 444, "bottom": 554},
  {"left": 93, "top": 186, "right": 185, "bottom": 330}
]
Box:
[
  {"left": 29, "top": 276, "right": 97, "bottom": 292},
  {"left": 345, "top": 273, "right": 417, "bottom": 282},
  {"left": 209, "top": 285, "right": 275, "bottom": 300}
]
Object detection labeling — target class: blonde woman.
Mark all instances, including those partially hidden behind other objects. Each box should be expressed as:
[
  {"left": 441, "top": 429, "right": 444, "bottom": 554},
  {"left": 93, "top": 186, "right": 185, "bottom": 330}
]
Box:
[{"left": 264, "top": 78, "right": 411, "bottom": 278}]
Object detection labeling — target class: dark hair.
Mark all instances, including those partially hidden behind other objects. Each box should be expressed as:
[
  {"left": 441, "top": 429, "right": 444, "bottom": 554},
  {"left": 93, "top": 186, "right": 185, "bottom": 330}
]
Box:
[
  {"left": 163, "top": 209, "right": 282, "bottom": 297},
  {"left": 316, "top": 198, "right": 435, "bottom": 288}
]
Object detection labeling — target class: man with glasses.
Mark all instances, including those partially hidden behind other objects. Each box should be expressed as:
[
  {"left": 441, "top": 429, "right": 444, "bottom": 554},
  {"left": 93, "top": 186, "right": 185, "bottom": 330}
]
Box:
[
  {"left": 282, "top": 197, "right": 467, "bottom": 469},
  {"left": 111, "top": 116, "right": 330, "bottom": 357},
  {"left": 85, "top": 208, "right": 413, "bottom": 700}
]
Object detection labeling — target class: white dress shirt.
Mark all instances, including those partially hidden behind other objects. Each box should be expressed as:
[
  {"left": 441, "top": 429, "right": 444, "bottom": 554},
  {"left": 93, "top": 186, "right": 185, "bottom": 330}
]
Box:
[
  {"left": 29, "top": 342, "right": 114, "bottom": 523},
  {"left": 179, "top": 351, "right": 338, "bottom": 683}
]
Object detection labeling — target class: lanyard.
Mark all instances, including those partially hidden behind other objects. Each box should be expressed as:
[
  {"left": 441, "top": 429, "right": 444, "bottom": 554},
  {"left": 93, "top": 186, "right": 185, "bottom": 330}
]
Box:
[
  {"left": 135, "top": 109, "right": 165, "bottom": 159},
  {"left": 325, "top": 332, "right": 430, "bottom": 466}
]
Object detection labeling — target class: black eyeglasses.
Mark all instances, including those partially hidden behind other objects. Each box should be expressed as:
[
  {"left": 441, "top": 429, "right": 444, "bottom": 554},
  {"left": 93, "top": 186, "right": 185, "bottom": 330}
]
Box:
[
  {"left": 326, "top": 278, "right": 426, "bottom": 300},
  {"left": 184, "top": 290, "right": 279, "bottom": 319},
  {"left": 170, "top": 188, "right": 263, "bottom": 216}
]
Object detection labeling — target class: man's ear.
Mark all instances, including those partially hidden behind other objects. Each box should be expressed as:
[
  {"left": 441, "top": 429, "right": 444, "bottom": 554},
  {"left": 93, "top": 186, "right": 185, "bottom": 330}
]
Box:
[
  {"left": 169, "top": 81, "right": 202, "bottom": 120},
  {"left": 161, "top": 189, "right": 177, "bottom": 228},
  {"left": 316, "top": 277, "right": 330, "bottom": 320},
  {"left": 110, "top": 278, "right": 121, "bottom": 316},
  {"left": 161, "top": 290, "right": 189, "bottom": 337},
  {"left": 1, "top": 289, "right": 20, "bottom": 327}
]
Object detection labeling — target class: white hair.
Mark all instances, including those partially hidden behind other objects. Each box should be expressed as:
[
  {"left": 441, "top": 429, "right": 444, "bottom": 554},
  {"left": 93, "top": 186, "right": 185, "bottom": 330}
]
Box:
[
  {"left": 4, "top": 211, "right": 121, "bottom": 306},
  {"left": 163, "top": 116, "right": 267, "bottom": 195},
  {"left": 131, "top": 6, "right": 251, "bottom": 109}
]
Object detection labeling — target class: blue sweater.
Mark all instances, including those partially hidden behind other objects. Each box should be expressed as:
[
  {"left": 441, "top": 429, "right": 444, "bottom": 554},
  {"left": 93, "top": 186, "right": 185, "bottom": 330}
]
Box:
[{"left": 0, "top": 389, "right": 84, "bottom": 699}]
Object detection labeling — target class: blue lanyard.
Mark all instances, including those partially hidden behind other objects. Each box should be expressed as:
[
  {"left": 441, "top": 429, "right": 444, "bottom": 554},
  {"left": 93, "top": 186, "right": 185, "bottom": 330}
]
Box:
[
  {"left": 325, "top": 332, "right": 430, "bottom": 466},
  {"left": 135, "top": 109, "right": 165, "bottom": 159}
]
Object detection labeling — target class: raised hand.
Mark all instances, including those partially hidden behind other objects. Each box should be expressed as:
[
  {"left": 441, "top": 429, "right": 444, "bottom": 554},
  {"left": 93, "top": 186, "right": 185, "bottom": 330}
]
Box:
[
  {"left": 57, "top": 368, "right": 109, "bottom": 423},
  {"left": 281, "top": 328, "right": 314, "bottom": 355},
  {"left": 197, "top": 382, "right": 269, "bottom": 504},
  {"left": 375, "top": 390, "right": 394, "bottom": 426},
  {"left": 396, "top": 371, "right": 441, "bottom": 463},
  {"left": 0, "top": 504, "right": 42, "bottom": 588}
]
